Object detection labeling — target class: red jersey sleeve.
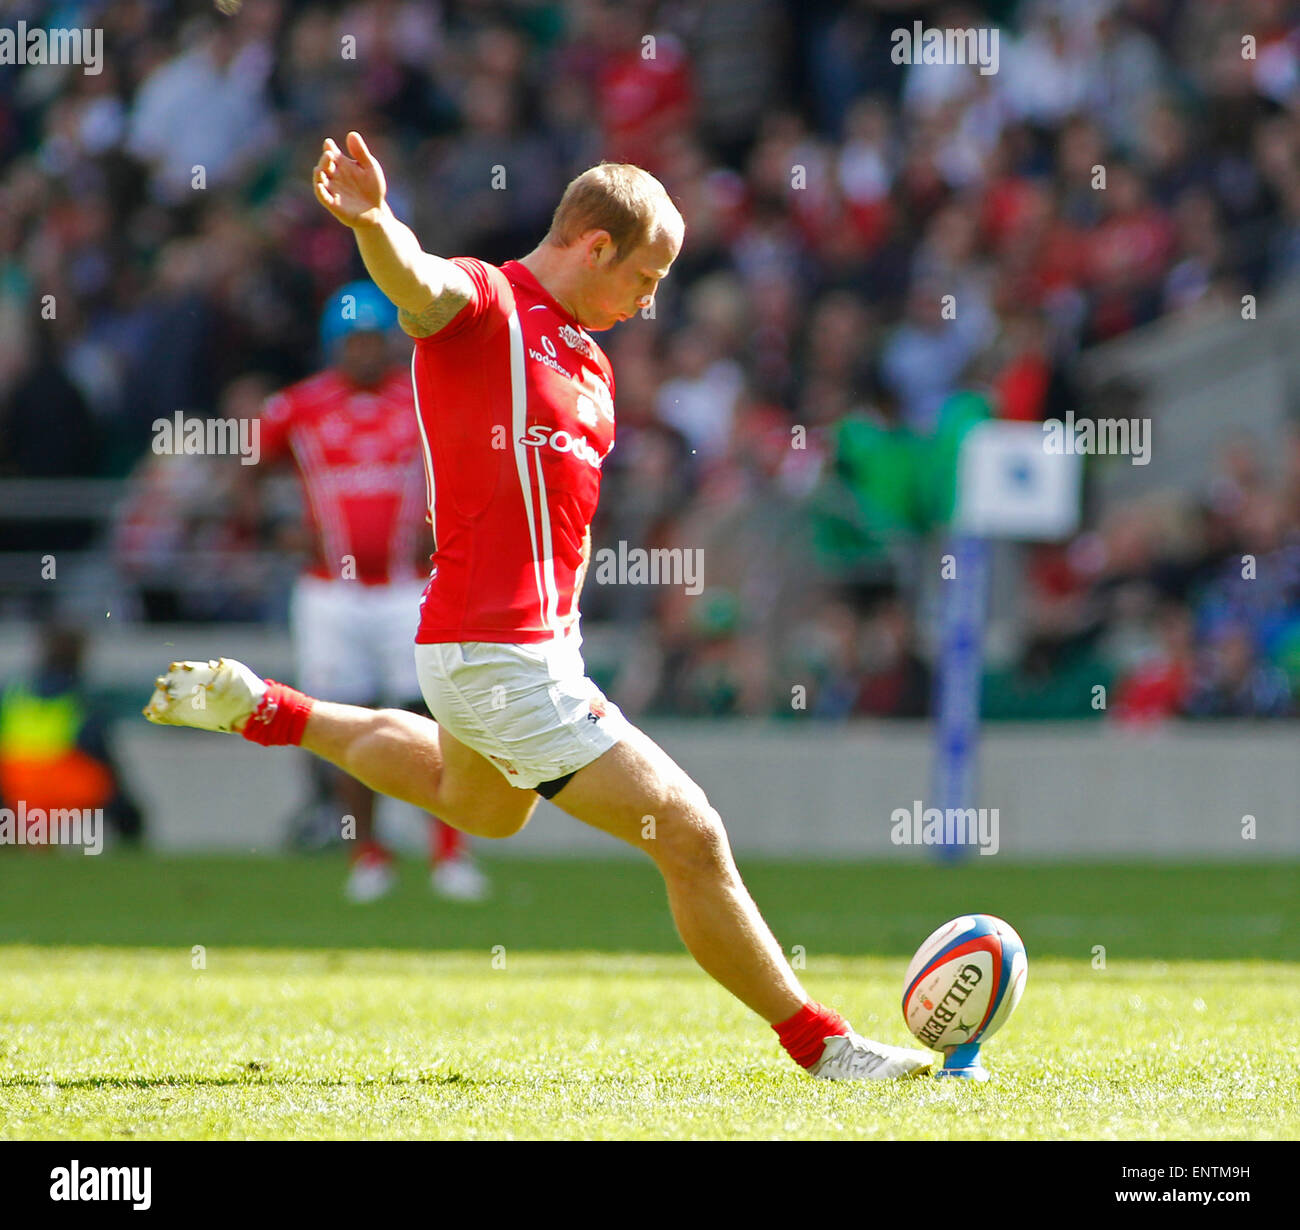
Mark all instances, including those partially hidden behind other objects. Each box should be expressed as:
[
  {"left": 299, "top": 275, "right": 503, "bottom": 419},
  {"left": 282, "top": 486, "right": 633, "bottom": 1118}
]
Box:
[
  {"left": 414, "top": 257, "right": 514, "bottom": 345},
  {"left": 259, "top": 387, "right": 297, "bottom": 465}
]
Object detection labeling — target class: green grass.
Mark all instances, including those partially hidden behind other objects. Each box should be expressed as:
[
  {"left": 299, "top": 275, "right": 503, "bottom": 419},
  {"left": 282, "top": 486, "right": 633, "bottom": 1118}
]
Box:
[{"left": 0, "top": 855, "right": 1297, "bottom": 1140}]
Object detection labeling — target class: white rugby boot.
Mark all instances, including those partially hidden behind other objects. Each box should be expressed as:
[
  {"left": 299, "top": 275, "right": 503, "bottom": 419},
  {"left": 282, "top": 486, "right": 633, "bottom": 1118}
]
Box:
[
  {"left": 432, "top": 856, "right": 490, "bottom": 902},
  {"left": 142, "top": 658, "right": 268, "bottom": 734},
  {"left": 345, "top": 851, "right": 397, "bottom": 904},
  {"left": 809, "top": 1031, "right": 934, "bottom": 1080}
]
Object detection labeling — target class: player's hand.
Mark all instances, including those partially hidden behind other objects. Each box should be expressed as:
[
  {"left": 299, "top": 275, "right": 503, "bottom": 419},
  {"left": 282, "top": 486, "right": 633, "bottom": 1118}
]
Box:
[{"left": 313, "top": 131, "right": 387, "bottom": 229}]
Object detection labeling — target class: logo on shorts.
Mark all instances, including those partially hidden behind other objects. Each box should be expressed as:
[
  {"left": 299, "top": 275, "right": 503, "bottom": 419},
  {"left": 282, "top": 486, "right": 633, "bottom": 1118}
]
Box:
[
  {"left": 586, "top": 697, "right": 606, "bottom": 723},
  {"left": 489, "top": 754, "right": 519, "bottom": 776}
]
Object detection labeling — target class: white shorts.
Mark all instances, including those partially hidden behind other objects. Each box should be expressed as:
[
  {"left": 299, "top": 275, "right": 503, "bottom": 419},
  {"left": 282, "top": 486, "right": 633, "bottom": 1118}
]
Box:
[
  {"left": 414, "top": 635, "right": 630, "bottom": 791},
  {"left": 290, "top": 575, "right": 428, "bottom": 704}
]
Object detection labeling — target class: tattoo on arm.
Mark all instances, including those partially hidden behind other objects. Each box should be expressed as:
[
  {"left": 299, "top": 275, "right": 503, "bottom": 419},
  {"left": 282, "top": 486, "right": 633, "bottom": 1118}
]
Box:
[{"left": 398, "top": 291, "right": 472, "bottom": 339}]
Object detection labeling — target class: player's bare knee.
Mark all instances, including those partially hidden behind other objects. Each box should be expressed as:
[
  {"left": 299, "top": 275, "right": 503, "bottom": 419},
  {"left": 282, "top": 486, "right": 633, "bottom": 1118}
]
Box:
[
  {"left": 651, "top": 798, "right": 734, "bottom": 882},
  {"left": 433, "top": 787, "right": 534, "bottom": 840},
  {"left": 461, "top": 810, "right": 530, "bottom": 840}
]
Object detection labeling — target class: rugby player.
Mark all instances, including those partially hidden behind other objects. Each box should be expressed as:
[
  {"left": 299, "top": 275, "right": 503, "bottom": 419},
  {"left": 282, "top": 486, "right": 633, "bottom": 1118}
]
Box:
[
  {"left": 144, "top": 130, "right": 932, "bottom": 1079},
  {"left": 258, "top": 280, "right": 488, "bottom": 902}
]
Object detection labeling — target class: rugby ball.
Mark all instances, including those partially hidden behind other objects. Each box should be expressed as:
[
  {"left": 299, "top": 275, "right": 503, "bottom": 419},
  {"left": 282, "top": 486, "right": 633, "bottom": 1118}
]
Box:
[{"left": 902, "top": 914, "right": 1027, "bottom": 1052}]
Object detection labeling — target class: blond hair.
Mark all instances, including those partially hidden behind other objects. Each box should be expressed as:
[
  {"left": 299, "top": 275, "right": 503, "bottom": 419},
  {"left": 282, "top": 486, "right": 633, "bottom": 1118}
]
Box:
[{"left": 545, "top": 163, "right": 680, "bottom": 261}]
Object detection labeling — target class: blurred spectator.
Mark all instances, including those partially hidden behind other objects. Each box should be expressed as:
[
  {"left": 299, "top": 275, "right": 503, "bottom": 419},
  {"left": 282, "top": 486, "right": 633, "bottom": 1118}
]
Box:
[
  {"left": 126, "top": 17, "right": 278, "bottom": 205},
  {"left": 882, "top": 278, "right": 994, "bottom": 432},
  {"left": 0, "top": 329, "right": 101, "bottom": 477},
  {"left": 654, "top": 328, "right": 744, "bottom": 465},
  {"left": 0, "top": 624, "right": 144, "bottom": 845},
  {"left": 1185, "top": 623, "right": 1293, "bottom": 718},
  {"left": 856, "top": 596, "right": 931, "bottom": 719},
  {"left": 1112, "top": 601, "right": 1195, "bottom": 725},
  {"left": 582, "top": 0, "right": 694, "bottom": 176}
]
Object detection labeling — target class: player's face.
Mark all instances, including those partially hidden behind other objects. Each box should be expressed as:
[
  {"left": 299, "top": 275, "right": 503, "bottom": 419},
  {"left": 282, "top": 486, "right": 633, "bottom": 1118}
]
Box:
[
  {"left": 584, "top": 228, "right": 681, "bottom": 331},
  {"left": 338, "top": 330, "right": 390, "bottom": 386}
]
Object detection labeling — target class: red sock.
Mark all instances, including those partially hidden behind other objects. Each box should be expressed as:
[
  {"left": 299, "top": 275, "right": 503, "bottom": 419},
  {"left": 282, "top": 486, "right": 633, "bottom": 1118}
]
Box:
[
  {"left": 239, "top": 681, "right": 314, "bottom": 747},
  {"left": 433, "top": 820, "right": 463, "bottom": 863},
  {"left": 773, "top": 1001, "right": 850, "bottom": 1069},
  {"left": 352, "top": 839, "right": 390, "bottom": 865}
]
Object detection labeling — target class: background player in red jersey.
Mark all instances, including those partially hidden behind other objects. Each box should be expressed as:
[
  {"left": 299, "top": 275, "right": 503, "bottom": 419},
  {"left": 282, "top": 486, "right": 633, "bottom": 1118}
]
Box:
[
  {"left": 146, "top": 131, "right": 932, "bottom": 1080},
  {"left": 256, "top": 280, "right": 488, "bottom": 902}
]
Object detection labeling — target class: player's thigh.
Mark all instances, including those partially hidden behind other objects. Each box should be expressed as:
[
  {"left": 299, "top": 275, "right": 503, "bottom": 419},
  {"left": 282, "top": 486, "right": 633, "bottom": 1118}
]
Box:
[
  {"left": 435, "top": 724, "right": 541, "bottom": 839},
  {"left": 548, "top": 724, "right": 728, "bottom": 866}
]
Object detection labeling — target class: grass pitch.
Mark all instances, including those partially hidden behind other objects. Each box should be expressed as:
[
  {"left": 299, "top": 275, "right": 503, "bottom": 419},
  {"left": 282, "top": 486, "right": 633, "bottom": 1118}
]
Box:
[{"left": 0, "top": 856, "right": 1296, "bottom": 1140}]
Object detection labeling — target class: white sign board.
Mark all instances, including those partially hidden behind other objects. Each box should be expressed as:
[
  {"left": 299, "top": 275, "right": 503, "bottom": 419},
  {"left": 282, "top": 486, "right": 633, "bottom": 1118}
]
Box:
[{"left": 954, "top": 420, "right": 1082, "bottom": 541}]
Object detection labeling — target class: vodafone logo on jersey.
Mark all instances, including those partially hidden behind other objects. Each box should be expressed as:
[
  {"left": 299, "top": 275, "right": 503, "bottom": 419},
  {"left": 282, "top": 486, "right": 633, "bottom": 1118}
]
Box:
[
  {"left": 528, "top": 336, "right": 574, "bottom": 380},
  {"left": 519, "top": 424, "right": 605, "bottom": 470}
]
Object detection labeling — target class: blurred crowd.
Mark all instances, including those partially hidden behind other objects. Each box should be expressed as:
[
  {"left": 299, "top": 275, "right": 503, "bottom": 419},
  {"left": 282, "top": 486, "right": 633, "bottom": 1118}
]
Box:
[{"left": 3, "top": 0, "right": 1300, "bottom": 720}]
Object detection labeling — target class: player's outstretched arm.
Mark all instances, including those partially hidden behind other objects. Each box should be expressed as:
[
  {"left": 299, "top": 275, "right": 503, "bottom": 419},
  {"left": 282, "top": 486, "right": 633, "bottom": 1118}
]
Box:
[{"left": 312, "top": 130, "right": 474, "bottom": 337}]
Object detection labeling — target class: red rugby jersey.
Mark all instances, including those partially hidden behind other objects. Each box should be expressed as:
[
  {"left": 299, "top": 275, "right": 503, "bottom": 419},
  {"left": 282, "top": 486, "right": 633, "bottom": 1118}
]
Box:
[
  {"left": 410, "top": 258, "right": 616, "bottom": 643},
  {"left": 260, "top": 368, "right": 428, "bottom": 585}
]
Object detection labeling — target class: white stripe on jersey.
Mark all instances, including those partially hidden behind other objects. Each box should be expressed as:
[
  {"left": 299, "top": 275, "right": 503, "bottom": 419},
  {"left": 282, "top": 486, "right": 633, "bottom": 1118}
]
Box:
[
  {"left": 391, "top": 439, "right": 427, "bottom": 580},
  {"left": 530, "top": 446, "right": 561, "bottom": 631},
  {"left": 507, "top": 308, "right": 549, "bottom": 629},
  {"left": 289, "top": 426, "right": 349, "bottom": 574},
  {"left": 410, "top": 349, "right": 437, "bottom": 549}
]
